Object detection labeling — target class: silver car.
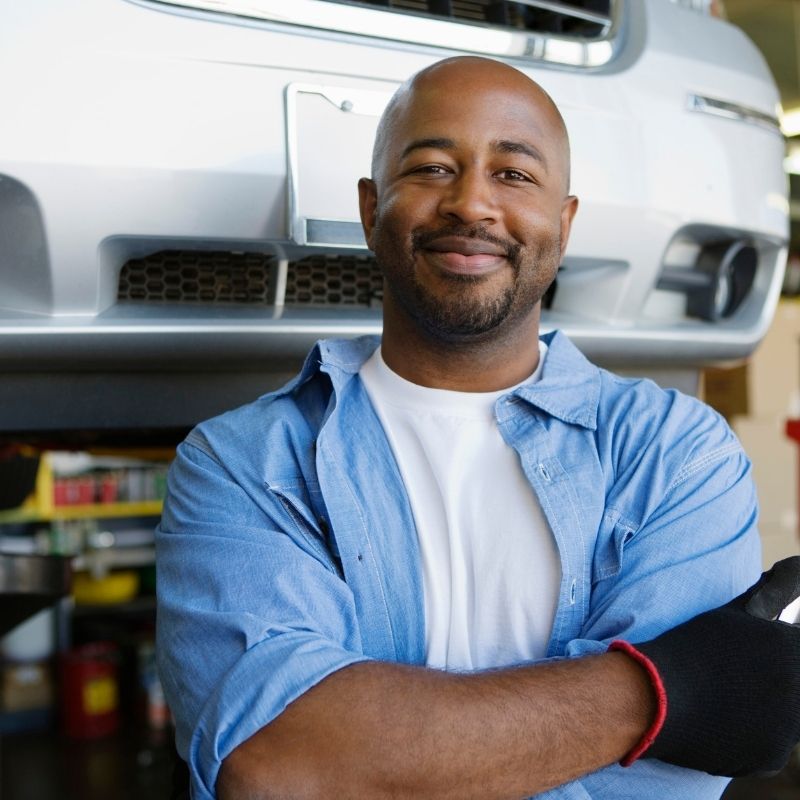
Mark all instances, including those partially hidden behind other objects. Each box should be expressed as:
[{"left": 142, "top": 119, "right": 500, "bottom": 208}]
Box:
[{"left": 0, "top": 0, "right": 787, "bottom": 433}]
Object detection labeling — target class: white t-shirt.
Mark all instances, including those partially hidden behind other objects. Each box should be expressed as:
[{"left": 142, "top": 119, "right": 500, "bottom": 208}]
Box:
[{"left": 359, "top": 343, "right": 560, "bottom": 671}]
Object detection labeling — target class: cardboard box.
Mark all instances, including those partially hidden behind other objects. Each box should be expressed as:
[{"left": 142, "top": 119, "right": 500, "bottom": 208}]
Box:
[
  {"left": 747, "top": 301, "right": 800, "bottom": 419},
  {"left": 702, "top": 363, "right": 749, "bottom": 422},
  {"left": 733, "top": 418, "right": 796, "bottom": 529},
  {"left": 0, "top": 661, "right": 54, "bottom": 712}
]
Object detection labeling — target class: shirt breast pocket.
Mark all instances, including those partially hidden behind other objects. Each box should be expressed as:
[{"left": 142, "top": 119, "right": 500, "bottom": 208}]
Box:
[
  {"left": 592, "top": 507, "right": 638, "bottom": 584},
  {"left": 265, "top": 478, "right": 340, "bottom": 573}
]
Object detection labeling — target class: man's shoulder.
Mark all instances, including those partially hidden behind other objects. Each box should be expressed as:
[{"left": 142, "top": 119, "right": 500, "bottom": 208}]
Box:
[
  {"left": 539, "top": 330, "right": 739, "bottom": 479},
  {"left": 188, "top": 374, "right": 320, "bottom": 463},
  {"left": 540, "top": 331, "right": 721, "bottom": 438},
  {"left": 591, "top": 363, "right": 743, "bottom": 505},
  {"left": 182, "top": 335, "right": 380, "bottom": 468},
  {"left": 596, "top": 364, "right": 723, "bottom": 438}
]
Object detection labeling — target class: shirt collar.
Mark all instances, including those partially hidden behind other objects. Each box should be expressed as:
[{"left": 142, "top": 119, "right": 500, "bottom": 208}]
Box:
[
  {"left": 511, "top": 330, "right": 600, "bottom": 431},
  {"left": 287, "top": 331, "right": 600, "bottom": 431},
  {"left": 275, "top": 335, "right": 380, "bottom": 397}
]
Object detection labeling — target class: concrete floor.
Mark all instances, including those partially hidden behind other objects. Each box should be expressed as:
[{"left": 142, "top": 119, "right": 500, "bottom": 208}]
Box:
[{"left": 0, "top": 728, "right": 174, "bottom": 800}]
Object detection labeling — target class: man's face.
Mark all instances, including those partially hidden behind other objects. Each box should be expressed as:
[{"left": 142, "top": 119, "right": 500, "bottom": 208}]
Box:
[{"left": 359, "top": 61, "right": 578, "bottom": 343}]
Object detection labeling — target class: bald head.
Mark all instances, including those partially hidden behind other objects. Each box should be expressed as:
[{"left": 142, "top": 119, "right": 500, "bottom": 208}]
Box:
[
  {"left": 371, "top": 57, "right": 571, "bottom": 192},
  {"left": 357, "top": 55, "right": 580, "bottom": 368}
]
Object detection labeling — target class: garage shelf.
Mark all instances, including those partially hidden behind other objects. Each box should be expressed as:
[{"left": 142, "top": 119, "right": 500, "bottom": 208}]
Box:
[{"left": 0, "top": 453, "right": 166, "bottom": 524}]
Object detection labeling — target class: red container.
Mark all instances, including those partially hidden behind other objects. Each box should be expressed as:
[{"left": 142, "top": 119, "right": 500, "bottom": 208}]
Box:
[
  {"left": 60, "top": 642, "right": 120, "bottom": 738},
  {"left": 77, "top": 477, "right": 94, "bottom": 504},
  {"left": 99, "top": 474, "right": 119, "bottom": 504},
  {"left": 53, "top": 478, "right": 68, "bottom": 507}
]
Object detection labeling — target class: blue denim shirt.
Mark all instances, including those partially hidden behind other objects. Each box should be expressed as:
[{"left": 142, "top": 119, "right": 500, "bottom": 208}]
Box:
[{"left": 156, "top": 330, "right": 761, "bottom": 800}]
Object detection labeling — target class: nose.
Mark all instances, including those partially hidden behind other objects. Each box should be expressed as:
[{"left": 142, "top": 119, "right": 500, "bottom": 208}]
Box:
[{"left": 437, "top": 170, "right": 498, "bottom": 226}]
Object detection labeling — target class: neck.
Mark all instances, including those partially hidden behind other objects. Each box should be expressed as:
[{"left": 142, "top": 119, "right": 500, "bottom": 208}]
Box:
[{"left": 380, "top": 302, "right": 542, "bottom": 392}]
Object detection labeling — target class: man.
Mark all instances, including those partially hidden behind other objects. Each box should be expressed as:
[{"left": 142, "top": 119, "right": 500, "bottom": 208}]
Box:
[{"left": 156, "top": 57, "right": 800, "bottom": 799}]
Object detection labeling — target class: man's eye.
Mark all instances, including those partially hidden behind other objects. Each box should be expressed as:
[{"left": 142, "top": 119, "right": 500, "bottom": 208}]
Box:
[
  {"left": 411, "top": 164, "right": 449, "bottom": 175},
  {"left": 497, "top": 169, "right": 531, "bottom": 182}
]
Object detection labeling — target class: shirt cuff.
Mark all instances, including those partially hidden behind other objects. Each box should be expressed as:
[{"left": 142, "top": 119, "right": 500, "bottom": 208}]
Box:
[{"left": 608, "top": 639, "right": 668, "bottom": 767}]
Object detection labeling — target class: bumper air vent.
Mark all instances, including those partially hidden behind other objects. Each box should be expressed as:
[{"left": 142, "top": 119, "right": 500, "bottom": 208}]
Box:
[
  {"left": 118, "top": 251, "right": 384, "bottom": 307},
  {"left": 286, "top": 255, "right": 383, "bottom": 306},
  {"left": 118, "top": 251, "right": 276, "bottom": 303}
]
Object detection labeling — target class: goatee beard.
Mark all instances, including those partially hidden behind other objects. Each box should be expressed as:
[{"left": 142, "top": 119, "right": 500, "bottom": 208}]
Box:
[{"left": 384, "top": 224, "right": 558, "bottom": 342}]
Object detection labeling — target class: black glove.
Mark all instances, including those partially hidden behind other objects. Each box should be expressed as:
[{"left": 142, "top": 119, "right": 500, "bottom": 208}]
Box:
[{"left": 617, "top": 556, "right": 800, "bottom": 777}]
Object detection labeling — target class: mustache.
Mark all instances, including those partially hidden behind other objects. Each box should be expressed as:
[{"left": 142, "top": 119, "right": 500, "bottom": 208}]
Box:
[{"left": 412, "top": 225, "right": 522, "bottom": 262}]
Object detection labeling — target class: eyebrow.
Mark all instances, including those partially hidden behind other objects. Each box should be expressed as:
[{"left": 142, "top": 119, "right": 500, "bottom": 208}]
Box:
[
  {"left": 494, "top": 139, "right": 548, "bottom": 171},
  {"left": 400, "top": 137, "right": 455, "bottom": 159},
  {"left": 400, "top": 137, "right": 548, "bottom": 171}
]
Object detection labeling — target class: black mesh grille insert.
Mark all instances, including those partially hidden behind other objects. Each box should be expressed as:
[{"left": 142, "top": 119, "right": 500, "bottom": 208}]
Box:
[
  {"left": 321, "top": 0, "right": 612, "bottom": 37},
  {"left": 286, "top": 255, "right": 383, "bottom": 306},
  {"left": 118, "top": 251, "right": 275, "bottom": 303},
  {"left": 118, "top": 251, "right": 384, "bottom": 307}
]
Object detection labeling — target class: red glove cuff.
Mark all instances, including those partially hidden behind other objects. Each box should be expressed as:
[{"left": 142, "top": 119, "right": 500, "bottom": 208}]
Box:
[{"left": 609, "top": 639, "right": 668, "bottom": 767}]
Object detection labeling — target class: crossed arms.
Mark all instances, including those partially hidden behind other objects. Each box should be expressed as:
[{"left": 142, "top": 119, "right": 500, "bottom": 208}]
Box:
[{"left": 157, "top": 410, "right": 799, "bottom": 800}]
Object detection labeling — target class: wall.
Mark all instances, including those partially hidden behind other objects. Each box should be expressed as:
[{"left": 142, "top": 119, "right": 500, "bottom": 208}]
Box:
[{"left": 718, "top": 301, "right": 800, "bottom": 567}]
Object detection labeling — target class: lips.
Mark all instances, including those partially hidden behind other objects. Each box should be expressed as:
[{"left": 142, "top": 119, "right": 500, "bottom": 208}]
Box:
[
  {"left": 421, "top": 235, "right": 508, "bottom": 276},
  {"left": 424, "top": 236, "right": 506, "bottom": 258}
]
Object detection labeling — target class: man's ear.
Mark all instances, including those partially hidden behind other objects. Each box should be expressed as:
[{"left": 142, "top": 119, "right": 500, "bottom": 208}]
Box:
[
  {"left": 559, "top": 195, "right": 579, "bottom": 260},
  {"left": 358, "top": 177, "right": 378, "bottom": 250}
]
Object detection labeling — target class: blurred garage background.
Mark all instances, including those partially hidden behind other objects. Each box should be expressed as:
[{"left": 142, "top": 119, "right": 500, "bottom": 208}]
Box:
[{"left": 2, "top": 0, "right": 800, "bottom": 798}]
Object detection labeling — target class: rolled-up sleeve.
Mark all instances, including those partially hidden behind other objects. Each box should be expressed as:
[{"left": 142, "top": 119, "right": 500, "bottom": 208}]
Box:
[
  {"left": 553, "top": 417, "right": 761, "bottom": 799},
  {"left": 575, "top": 425, "right": 760, "bottom": 652},
  {"left": 156, "top": 434, "right": 372, "bottom": 799}
]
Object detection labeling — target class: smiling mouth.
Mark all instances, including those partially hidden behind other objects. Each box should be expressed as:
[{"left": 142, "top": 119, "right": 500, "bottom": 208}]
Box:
[{"left": 422, "top": 236, "right": 509, "bottom": 276}]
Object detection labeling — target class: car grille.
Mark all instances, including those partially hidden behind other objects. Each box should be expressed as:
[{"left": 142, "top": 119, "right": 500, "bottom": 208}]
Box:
[
  {"left": 118, "top": 252, "right": 274, "bottom": 303},
  {"left": 151, "top": 0, "right": 620, "bottom": 66},
  {"left": 117, "top": 251, "right": 384, "bottom": 307},
  {"left": 287, "top": 255, "right": 384, "bottom": 306},
  {"left": 321, "top": 0, "right": 614, "bottom": 38}
]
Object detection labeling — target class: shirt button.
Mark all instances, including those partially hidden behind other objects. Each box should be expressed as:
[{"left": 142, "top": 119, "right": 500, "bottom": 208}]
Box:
[{"left": 539, "top": 464, "right": 551, "bottom": 482}]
